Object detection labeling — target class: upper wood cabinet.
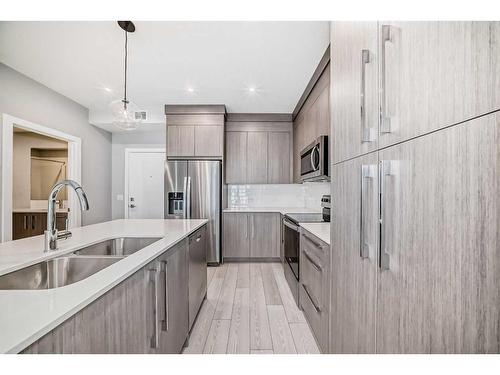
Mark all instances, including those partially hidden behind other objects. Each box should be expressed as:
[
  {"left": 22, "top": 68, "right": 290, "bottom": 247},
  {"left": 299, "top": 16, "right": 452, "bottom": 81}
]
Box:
[
  {"left": 225, "top": 132, "right": 247, "bottom": 184},
  {"left": 225, "top": 116, "right": 293, "bottom": 184},
  {"left": 165, "top": 105, "right": 226, "bottom": 159},
  {"left": 193, "top": 125, "right": 223, "bottom": 157},
  {"left": 246, "top": 132, "right": 268, "bottom": 184},
  {"left": 330, "top": 22, "right": 379, "bottom": 163},
  {"left": 167, "top": 125, "right": 195, "bottom": 157},
  {"left": 378, "top": 21, "right": 500, "bottom": 149},
  {"left": 293, "top": 63, "right": 330, "bottom": 182},
  {"left": 330, "top": 21, "right": 500, "bottom": 162},
  {"left": 267, "top": 132, "right": 291, "bottom": 184}
]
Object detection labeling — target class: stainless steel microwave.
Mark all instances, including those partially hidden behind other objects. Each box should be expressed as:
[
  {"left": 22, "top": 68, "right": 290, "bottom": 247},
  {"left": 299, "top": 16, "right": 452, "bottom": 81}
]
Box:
[{"left": 300, "top": 135, "right": 329, "bottom": 181}]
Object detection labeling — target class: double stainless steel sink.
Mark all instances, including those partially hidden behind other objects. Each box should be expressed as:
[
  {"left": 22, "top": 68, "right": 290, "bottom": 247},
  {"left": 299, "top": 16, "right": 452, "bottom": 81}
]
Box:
[
  {"left": 0, "top": 237, "right": 162, "bottom": 290},
  {"left": 73, "top": 237, "right": 161, "bottom": 256}
]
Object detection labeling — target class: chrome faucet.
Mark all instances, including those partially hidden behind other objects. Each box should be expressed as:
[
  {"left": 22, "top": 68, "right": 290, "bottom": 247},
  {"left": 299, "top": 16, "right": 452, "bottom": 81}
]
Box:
[{"left": 44, "top": 180, "right": 89, "bottom": 252}]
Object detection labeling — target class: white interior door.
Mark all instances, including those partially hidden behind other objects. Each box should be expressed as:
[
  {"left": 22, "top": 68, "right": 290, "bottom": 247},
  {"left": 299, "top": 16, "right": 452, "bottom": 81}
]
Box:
[{"left": 126, "top": 150, "right": 165, "bottom": 219}]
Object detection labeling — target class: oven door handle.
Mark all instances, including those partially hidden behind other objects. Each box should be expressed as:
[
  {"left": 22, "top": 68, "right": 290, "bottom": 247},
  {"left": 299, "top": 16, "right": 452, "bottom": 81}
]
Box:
[{"left": 283, "top": 219, "right": 299, "bottom": 232}]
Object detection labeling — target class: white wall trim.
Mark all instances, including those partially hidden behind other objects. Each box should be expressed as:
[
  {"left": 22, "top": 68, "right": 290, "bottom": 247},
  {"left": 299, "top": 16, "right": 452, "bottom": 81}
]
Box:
[
  {"left": 1, "top": 114, "right": 82, "bottom": 242},
  {"left": 123, "top": 148, "right": 165, "bottom": 219}
]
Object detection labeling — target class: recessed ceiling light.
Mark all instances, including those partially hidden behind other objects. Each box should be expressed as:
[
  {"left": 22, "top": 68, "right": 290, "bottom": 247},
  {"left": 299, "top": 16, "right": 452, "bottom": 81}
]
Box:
[
  {"left": 104, "top": 87, "right": 112, "bottom": 93},
  {"left": 248, "top": 87, "right": 256, "bottom": 93},
  {"left": 187, "top": 87, "right": 195, "bottom": 93}
]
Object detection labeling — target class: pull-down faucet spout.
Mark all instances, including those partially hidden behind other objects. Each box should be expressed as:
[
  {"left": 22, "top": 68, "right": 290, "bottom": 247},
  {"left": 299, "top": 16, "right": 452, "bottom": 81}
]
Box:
[{"left": 44, "top": 180, "right": 89, "bottom": 252}]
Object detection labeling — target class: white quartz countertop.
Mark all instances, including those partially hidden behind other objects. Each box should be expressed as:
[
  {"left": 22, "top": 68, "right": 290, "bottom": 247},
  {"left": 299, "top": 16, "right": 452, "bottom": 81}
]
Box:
[
  {"left": 0, "top": 218, "right": 208, "bottom": 353},
  {"left": 300, "top": 222, "right": 330, "bottom": 245},
  {"left": 223, "top": 207, "right": 321, "bottom": 215}
]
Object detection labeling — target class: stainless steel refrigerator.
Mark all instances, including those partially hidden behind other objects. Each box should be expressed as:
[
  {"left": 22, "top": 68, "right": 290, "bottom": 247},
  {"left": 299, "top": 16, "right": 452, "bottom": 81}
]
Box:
[{"left": 164, "top": 160, "right": 221, "bottom": 264}]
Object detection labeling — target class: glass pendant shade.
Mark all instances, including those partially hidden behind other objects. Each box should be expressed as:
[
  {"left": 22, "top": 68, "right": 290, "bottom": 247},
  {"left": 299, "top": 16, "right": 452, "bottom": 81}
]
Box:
[
  {"left": 110, "top": 99, "right": 142, "bottom": 131},
  {"left": 112, "top": 21, "right": 140, "bottom": 131}
]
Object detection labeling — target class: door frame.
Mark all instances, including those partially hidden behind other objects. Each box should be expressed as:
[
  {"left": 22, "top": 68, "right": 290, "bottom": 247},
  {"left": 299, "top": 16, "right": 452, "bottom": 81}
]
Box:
[
  {"left": 123, "top": 148, "right": 166, "bottom": 219},
  {"left": 1, "top": 114, "right": 82, "bottom": 242}
]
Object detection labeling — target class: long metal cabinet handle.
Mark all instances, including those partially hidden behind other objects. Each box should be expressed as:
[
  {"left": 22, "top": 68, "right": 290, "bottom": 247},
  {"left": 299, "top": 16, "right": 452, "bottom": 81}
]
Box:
[
  {"left": 182, "top": 177, "right": 187, "bottom": 219},
  {"left": 360, "top": 165, "right": 376, "bottom": 259},
  {"left": 186, "top": 177, "right": 191, "bottom": 219},
  {"left": 380, "top": 25, "right": 393, "bottom": 134},
  {"left": 302, "top": 232, "right": 323, "bottom": 249},
  {"left": 23, "top": 215, "right": 28, "bottom": 230},
  {"left": 251, "top": 215, "right": 255, "bottom": 239},
  {"left": 379, "top": 160, "right": 397, "bottom": 270},
  {"left": 149, "top": 264, "right": 160, "bottom": 348},
  {"left": 360, "top": 49, "right": 374, "bottom": 142},
  {"left": 161, "top": 260, "right": 169, "bottom": 332},
  {"left": 303, "top": 250, "right": 323, "bottom": 272},
  {"left": 303, "top": 284, "right": 321, "bottom": 313}
]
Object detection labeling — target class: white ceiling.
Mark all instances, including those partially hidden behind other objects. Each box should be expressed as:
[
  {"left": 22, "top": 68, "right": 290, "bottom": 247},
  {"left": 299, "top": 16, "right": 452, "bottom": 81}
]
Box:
[{"left": 0, "top": 21, "right": 329, "bottom": 132}]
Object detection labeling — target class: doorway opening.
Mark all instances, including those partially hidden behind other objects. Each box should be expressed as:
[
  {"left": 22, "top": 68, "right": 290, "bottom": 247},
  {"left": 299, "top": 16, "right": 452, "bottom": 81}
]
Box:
[{"left": 1, "top": 114, "right": 82, "bottom": 242}]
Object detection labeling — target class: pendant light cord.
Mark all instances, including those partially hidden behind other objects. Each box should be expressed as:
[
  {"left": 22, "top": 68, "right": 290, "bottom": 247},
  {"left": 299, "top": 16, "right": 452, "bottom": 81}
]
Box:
[{"left": 123, "top": 29, "right": 128, "bottom": 109}]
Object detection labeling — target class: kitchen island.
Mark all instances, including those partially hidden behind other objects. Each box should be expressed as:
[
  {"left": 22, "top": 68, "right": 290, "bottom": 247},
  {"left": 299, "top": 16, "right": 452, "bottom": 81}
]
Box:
[{"left": 0, "top": 219, "right": 208, "bottom": 354}]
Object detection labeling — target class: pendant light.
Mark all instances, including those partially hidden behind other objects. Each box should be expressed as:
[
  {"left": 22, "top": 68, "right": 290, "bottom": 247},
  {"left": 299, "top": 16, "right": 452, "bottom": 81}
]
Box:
[{"left": 110, "top": 21, "right": 142, "bottom": 131}]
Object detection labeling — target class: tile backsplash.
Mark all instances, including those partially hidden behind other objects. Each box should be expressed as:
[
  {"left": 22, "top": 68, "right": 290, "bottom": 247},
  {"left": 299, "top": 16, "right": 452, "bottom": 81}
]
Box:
[{"left": 227, "top": 183, "right": 330, "bottom": 210}]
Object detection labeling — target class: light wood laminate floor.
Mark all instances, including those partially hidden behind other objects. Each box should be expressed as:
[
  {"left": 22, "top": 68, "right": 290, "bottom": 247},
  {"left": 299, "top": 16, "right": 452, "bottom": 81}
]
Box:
[{"left": 183, "top": 262, "right": 320, "bottom": 354}]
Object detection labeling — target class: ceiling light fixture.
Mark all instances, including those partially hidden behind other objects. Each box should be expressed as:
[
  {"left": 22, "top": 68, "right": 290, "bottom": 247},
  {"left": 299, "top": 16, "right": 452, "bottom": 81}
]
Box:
[
  {"left": 248, "top": 87, "right": 256, "bottom": 93},
  {"left": 110, "top": 21, "right": 142, "bottom": 131},
  {"left": 187, "top": 87, "right": 195, "bottom": 93}
]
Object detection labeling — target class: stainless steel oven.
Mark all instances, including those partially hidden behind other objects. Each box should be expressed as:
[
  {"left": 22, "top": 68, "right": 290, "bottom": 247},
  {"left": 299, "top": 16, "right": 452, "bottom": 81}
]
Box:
[
  {"left": 282, "top": 212, "right": 325, "bottom": 305},
  {"left": 300, "top": 135, "right": 329, "bottom": 182},
  {"left": 283, "top": 216, "right": 300, "bottom": 304}
]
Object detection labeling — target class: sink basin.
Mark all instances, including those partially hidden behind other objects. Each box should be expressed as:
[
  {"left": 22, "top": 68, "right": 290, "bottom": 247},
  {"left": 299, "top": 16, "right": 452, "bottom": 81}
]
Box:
[
  {"left": 73, "top": 237, "right": 162, "bottom": 256},
  {"left": 0, "top": 256, "right": 123, "bottom": 290}
]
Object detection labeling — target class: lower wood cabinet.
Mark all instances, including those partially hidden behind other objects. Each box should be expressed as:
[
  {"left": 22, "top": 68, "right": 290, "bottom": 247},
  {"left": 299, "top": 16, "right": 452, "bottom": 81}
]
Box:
[
  {"left": 299, "top": 228, "right": 330, "bottom": 353},
  {"left": 223, "top": 212, "right": 280, "bottom": 261},
  {"left": 21, "top": 239, "right": 190, "bottom": 354},
  {"left": 12, "top": 212, "right": 67, "bottom": 240}
]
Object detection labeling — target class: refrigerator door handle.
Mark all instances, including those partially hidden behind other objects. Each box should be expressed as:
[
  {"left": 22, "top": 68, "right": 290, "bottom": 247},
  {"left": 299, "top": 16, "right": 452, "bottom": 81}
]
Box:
[
  {"left": 186, "top": 176, "right": 191, "bottom": 219},
  {"left": 182, "top": 177, "right": 188, "bottom": 219}
]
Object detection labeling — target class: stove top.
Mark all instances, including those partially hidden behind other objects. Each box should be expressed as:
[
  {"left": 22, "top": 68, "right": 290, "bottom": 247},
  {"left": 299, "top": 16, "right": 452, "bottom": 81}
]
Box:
[{"left": 284, "top": 213, "right": 324, "bottom": 225}]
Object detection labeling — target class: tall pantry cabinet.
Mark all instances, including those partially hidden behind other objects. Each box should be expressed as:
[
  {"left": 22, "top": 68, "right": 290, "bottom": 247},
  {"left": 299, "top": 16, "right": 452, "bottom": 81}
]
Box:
[{"left": 330, "top": 21, "right": 500, "bottom": 354}]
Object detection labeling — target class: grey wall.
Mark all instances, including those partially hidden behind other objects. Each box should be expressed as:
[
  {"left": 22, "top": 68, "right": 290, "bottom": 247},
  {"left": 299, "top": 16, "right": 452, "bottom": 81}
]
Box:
[
  {"left": 0, "top": 63, "right": 112, "bottom": 226},
  {"left": 111, "top": 130, "right": 165, "bottom": 219}
]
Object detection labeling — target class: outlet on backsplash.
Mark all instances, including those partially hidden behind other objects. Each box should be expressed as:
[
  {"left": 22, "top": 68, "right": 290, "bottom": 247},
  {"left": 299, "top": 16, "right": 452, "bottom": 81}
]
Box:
[{"left": 227, "top": 183, "right": 330, "bottom": 210}]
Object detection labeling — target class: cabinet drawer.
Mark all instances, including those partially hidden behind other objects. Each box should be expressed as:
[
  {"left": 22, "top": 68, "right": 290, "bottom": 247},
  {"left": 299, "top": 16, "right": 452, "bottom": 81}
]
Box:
[
  {"left": 300, "top": 248, "right": 325, "bottom": 311},
  {"left": 299, "top": 283, "right": 328, "bottom": 352},
  {"left": 300, "top": 229, "right": 328, "bottom": 264}
]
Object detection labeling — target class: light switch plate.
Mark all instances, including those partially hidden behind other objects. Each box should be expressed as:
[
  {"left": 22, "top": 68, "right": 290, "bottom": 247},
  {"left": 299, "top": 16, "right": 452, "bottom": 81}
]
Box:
[{"left": 117, "top": 194, "right": 124, "bottom": 201}]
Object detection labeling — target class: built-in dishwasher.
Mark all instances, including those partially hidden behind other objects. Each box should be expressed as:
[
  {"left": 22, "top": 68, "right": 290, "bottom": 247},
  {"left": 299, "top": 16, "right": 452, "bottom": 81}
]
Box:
[{"left": 188, "top": 225, "right": 207, "bottom": 331}]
